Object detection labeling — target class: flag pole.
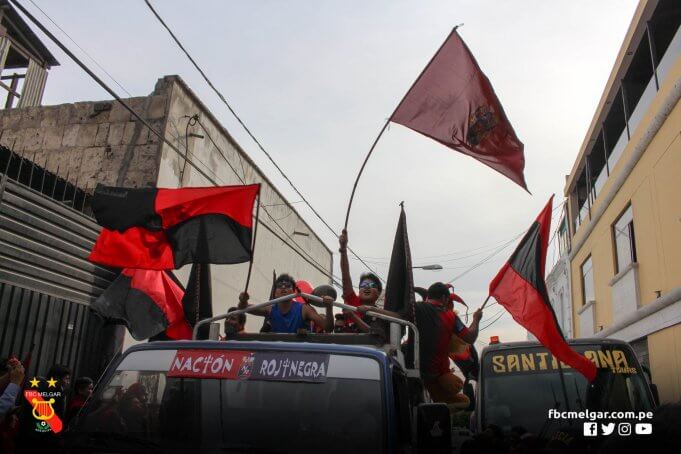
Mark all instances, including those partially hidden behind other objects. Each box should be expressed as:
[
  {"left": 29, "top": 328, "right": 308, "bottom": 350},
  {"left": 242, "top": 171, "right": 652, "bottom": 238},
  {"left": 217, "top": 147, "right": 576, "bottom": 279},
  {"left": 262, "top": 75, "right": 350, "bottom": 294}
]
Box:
[
  {"left": 343, "top": 25, "right": 463, "bottom": 231},
  {"left": 244, "top": 187, "right": 261, "bottom": 294},
  {"left": 480, "top": 295, "right": 492, "bottom": 310},
  {"left": 343, "top": 119, "right": 391, "bottom": 230}
]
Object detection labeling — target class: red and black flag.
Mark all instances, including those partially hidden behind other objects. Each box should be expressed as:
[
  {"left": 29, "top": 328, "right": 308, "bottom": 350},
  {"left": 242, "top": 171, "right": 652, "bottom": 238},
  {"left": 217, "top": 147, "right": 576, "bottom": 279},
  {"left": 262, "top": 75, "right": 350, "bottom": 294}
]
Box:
[
  {"left": 181, "top": 263, "right": 213, "bottom": 340},
  {"left": 390, "top": 28, "right": 527, "bottom": 190},
  {"left": 450, "top": 344, "right": 480, "bottom": 382},
  {"left": 88, "top": 184, "right": 260, "bottom": 269},
  {"left": 92, "top": 268, "right": 192, "bottom": 340},
  {"left": 384, "top": 204, "right": 415, "bottom": 316},
  {"left": 489, "top": 197, "right": 597, "bottom": 381}
]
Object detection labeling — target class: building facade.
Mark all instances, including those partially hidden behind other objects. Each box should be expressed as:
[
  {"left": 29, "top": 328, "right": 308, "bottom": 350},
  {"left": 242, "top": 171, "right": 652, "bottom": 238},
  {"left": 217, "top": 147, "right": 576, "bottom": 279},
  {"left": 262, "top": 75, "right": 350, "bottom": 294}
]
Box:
[
  {"left": 545, "top": 212, "right": 573, "bottom": 340},
  {"left": 0, "top": 74, "right": 333, "bottom": 351},
  {"left": 564, "top": 0, "right": 681, "bottom": 402}
]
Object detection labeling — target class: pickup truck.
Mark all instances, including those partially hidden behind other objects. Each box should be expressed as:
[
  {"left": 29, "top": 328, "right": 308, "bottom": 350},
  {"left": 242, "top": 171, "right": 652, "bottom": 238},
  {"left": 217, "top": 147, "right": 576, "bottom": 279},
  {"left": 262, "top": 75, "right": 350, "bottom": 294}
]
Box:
[{"left": 63, "top": 294, "right": 453, "bottom": 454}]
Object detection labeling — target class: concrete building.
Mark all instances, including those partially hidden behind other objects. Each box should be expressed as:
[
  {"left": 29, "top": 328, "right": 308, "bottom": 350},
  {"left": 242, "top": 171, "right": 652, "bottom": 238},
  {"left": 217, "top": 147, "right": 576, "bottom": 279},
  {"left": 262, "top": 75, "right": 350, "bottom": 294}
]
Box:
[
  {"left": 0, "top": 0, "right": 58, "bottom": 108},
  {"left": 564, "top": 0, "right": 681, "bottom": 402},
  {"left": 545, "top": 211, "right": 573, "bottom": 340},
  {"left": 0, "top": 74, "right": 334, "bottom": 340}
]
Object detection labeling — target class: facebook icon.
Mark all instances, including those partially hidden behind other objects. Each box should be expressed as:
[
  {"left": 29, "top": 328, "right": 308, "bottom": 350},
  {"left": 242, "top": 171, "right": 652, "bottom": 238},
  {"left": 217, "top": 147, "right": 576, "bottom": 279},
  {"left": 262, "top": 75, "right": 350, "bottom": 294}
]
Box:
[{"left": 583, "top": 422, "right": 598, "bottom": 436}]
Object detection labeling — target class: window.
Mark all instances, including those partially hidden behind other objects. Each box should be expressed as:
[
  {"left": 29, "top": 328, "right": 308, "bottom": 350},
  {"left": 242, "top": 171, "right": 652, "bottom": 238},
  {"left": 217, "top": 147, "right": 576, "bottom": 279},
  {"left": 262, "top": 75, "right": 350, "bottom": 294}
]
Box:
[
  {"left": 613, "top": 205, "right": 637, "bottom": 273},
  {"left": 581, "top": 256, "right": 594, "bottom": 306}
]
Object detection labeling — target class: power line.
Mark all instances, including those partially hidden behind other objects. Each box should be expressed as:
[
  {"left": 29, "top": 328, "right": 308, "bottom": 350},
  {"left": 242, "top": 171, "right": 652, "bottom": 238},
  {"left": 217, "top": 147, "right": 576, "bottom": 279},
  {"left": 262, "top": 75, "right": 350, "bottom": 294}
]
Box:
[
  {"left": 142, "top": 0, "right": 384, "bottom": 282},
  {"left": 26, "top": 0, "right": 133, "bottom": 97},
  {"left": 9, "top": 0, "right": 342, "bottom": 289},
  {"left": 194, "top": 118, "right": 345, "bottom": 286},
  {"left": 446, "top": 230, "right": 526, "bottom": 284},
  {"left": 480, "top": 309, "right": 507, "bottom": 332}
]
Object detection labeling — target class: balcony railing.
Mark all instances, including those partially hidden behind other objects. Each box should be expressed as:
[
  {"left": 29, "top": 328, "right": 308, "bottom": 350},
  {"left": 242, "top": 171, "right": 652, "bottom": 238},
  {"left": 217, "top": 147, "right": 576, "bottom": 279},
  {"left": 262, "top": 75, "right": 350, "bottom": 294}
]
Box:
[
  {"left": 657, "top": 23, "right": 681, "bottom": 86},
  {"left": 627, "top": 76, "right": 657, "bottom": 139},
  {"left": 607, "top": 127, "right": 629, "bottom": 173},
  {"left": 573, "top": 24, "right": 680, "bottom": 234}
]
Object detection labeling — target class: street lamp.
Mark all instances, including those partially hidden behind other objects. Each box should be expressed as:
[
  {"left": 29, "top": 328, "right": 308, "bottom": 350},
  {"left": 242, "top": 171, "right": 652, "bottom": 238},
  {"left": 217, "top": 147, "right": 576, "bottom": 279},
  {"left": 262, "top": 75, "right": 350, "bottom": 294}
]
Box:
[{"left": 412, "top": 264, "right": 443, "bottom": 270}]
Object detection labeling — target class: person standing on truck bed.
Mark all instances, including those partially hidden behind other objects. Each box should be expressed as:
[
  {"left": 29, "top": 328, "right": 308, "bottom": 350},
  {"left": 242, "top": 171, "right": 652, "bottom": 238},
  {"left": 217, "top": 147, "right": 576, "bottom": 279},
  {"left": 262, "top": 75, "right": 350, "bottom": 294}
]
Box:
[
  {"left": 359, "top": 282, "right": 482, "bottom": 409},
  {"left": 238, "top": 273, "right": 334, "bottom": 333},
  {"left": 338, "top": 230, "right": 383, "bottom": 333}
]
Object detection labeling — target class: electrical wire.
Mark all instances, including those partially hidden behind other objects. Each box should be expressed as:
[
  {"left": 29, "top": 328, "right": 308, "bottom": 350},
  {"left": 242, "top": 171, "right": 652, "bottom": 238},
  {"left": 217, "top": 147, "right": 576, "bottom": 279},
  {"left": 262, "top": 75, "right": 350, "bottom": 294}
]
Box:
[
  {"left": 194, "top": 118, "right": 345, "bottom": 287},
  {"left": 479, "top": 309, "right": 507, "bottom": 332},
  {"left": 26, "top": 0, "right": 133, "bottom": 97},
  {"left": 446, "top": 230, "right": 526, "bottom": 284},
  {"left": 9, "top": 0, "right": 343, "bottom": 290},
  {"left": 142, "top": 0, "right": 385, "bottom": 282}
]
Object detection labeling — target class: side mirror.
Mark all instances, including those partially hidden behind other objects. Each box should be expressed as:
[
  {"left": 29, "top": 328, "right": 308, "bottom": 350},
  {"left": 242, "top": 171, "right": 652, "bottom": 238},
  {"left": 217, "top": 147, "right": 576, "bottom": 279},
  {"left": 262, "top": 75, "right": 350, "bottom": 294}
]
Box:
[{"left": 417, "top": 403, "right": 451, "bottom": 454}]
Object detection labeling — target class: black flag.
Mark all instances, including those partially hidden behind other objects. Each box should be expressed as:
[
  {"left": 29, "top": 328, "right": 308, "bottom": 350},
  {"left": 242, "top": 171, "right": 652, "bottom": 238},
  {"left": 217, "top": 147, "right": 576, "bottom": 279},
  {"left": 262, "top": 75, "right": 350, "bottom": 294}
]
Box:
[
  {"left": 384, "top": 205, "right": 416, "bottom": 316},
  {"left": 183, "top": 263, "right": 213, "bottom": 339}
]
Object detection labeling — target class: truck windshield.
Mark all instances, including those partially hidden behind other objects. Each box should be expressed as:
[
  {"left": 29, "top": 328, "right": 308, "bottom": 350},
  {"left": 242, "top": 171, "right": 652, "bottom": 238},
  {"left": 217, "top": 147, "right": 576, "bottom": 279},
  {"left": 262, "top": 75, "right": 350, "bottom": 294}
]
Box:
[
  {"left": 70, "top": 349, "right": 385, "bottom": 454},
  {"left": 480, "top": 344, "right": 654, "bottom": 436}
]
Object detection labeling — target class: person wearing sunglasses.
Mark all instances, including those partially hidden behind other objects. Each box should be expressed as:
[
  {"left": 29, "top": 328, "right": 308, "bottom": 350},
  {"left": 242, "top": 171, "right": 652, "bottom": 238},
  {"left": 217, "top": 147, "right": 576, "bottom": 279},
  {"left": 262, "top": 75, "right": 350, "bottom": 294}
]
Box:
[
  {"left": 338, "top": 230, "right": 383, "bottom": 333},
  {"left": 237, "top": 274, "right": 334, "bottom": 333}
]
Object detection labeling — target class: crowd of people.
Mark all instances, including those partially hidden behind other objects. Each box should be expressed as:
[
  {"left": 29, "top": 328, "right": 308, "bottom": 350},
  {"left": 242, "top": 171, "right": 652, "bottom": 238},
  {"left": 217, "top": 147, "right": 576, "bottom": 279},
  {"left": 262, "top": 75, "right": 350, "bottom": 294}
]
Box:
[
  {"left": 0, "top": 359, "right": 93, "bottom": 453},
  {"left": 228, "top": 229, "right": 481, "bottom": 409}
]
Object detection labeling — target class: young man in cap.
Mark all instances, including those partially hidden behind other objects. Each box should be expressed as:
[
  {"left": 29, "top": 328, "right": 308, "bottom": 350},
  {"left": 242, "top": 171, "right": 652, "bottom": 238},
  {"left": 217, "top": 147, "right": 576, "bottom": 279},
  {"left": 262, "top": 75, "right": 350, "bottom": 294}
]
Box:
[
  {"left": 238, "top": 273, "right": 334, "bottom": 333},
  {"left": 359, "top": 282, "right": 482, "bottom": 409},
  {"left": 338, "top": 230, "right": 383, "bottom": 333}
]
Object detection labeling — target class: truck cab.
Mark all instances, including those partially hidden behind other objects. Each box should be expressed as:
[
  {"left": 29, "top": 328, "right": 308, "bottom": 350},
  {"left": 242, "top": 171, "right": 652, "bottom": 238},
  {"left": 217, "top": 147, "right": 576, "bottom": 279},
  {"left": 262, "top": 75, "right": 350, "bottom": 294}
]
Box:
[
  {"left": 474, "top": 338, "right": 657, "bottom": 440},
  {"left": 64, "top": 323, "right": 452, "bottom": 453}
]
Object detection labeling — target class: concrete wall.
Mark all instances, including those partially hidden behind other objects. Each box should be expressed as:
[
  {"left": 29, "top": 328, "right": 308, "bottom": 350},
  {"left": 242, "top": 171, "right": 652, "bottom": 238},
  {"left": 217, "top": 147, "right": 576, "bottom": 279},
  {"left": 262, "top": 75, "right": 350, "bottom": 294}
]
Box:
[
  {"left": 156, "top": 76, "right": 332, "bottom": 334},
  {"left": 0, "top": 93, "right": 167, "bottom": 189},
  {"left": 546, "top": 255, "right": 572, "bottom": 339},
  {"left": 0, "top": 74, "right": 333, "bottom": 338}
]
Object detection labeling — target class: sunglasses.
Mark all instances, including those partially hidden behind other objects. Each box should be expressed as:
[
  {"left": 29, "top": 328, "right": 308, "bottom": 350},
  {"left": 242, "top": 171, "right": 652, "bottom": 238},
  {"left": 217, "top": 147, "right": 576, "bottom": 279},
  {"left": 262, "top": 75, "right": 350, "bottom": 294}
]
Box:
[
  {"left": 275, "top": 282, "right": 294, "bottom": 289},
  {"left": 359, "top": 280, "right": 379, "bottom": 290}
]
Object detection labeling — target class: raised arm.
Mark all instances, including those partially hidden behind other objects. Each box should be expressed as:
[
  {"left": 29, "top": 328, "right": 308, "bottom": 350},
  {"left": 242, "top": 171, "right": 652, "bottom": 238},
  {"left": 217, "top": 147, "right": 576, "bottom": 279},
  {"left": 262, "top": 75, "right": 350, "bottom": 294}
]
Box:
[
  {"left": 339, "top": 230, "right": 354, "bottom": 298},
  {"left": 460, "top": 308, "right": 483, "bottom": 344},
  {"left": 237, "top": 292, "right": 270, "bottom": 317},
  {"left": 303, "top": 296, "right": 334, "bottom": 332}
]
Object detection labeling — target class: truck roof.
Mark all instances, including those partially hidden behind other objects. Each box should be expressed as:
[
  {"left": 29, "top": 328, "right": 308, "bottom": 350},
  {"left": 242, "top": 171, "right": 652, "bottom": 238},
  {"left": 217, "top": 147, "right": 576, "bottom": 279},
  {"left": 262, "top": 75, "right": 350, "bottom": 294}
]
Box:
[
  {"left": 481, "top": 337, "right": 631, "bottom": 354},
  {"left": 125, "top": 336, "right": 391, "bottom": 362}
]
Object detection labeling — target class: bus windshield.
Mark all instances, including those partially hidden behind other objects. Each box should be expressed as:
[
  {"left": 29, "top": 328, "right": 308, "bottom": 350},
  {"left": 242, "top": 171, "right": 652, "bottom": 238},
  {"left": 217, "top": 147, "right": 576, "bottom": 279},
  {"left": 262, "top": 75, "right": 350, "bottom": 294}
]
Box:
[
  {"left": 480, "top": 344, "right": 654, "bottom": 436},
  {"left": 69, "top": 349, "right": 385, "bottom": 454}
]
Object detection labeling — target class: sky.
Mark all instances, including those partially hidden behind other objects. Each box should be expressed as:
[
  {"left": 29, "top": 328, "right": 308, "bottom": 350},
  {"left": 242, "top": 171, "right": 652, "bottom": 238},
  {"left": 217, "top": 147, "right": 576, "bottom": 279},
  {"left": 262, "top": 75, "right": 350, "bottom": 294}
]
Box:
[{"left": 25, "top": 0, "right": 639, "bottom": 348}]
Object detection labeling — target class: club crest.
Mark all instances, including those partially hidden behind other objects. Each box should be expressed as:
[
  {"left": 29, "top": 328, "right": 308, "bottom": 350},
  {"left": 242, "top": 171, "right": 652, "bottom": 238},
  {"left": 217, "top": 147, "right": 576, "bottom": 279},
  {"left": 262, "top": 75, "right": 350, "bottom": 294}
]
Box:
[{"left": 466, "top": 105, "right": 498, "bottom": 145}]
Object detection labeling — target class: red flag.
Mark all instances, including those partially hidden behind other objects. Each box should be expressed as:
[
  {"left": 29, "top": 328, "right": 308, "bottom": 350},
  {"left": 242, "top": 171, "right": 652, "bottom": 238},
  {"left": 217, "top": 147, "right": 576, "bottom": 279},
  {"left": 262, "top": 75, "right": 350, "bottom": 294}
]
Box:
[
  {"left": 89, "top": 184, "right": 259, "bottom": 269},
  {"left": 489, "top": 196, "right": 597, "bottom": 381},
  {"left": 390, "top": 28, "right": 527, "bottom": 190},
  {"left": 92, "top": 268, "right": 192, "bottom": 340}
]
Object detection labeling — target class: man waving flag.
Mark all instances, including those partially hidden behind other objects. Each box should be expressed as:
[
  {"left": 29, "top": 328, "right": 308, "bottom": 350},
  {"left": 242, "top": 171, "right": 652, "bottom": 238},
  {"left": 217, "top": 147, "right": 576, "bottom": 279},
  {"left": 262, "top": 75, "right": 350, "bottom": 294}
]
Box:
[{"left": 488, "top": 196, "right": 597, "bottom": 381}]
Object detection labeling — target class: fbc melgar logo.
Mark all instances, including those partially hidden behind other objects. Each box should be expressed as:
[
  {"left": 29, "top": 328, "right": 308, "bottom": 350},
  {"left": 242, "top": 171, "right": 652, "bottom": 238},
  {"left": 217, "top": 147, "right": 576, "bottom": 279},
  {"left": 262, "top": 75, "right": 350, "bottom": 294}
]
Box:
[{"left": 22, "top": 377, "right": 64, "bottom": 434}]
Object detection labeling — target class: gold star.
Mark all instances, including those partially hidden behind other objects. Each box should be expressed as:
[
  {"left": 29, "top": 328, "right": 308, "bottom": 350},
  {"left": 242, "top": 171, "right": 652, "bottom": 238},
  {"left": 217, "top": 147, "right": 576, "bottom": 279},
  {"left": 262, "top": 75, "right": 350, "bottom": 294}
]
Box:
[
  {"left": 29, "top": 377, "right": 40, "bottom": 388},
  {"left": 46, "top": 377, "right": 57, "bottom": 388}
]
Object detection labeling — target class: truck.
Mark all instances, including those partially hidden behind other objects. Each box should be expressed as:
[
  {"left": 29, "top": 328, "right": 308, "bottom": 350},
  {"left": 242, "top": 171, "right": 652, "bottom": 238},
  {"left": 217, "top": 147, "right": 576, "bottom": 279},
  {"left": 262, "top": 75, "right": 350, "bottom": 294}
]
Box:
[
  {"left": 62, "top": 293, "right": 454, "bottom": 454},
  {"left": 473, "top": 338, "right": 658, "bottom": 446}
]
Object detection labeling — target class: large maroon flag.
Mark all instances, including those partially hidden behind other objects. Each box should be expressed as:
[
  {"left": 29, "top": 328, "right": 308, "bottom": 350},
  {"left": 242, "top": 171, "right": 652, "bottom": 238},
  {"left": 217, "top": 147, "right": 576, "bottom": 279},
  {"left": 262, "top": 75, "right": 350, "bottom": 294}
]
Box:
[
  {"left": 390, "top": 29, "right": 527, "bottom": 190},
  {"left": 489, "top": 196, "right": 597, "bottom": 381}
]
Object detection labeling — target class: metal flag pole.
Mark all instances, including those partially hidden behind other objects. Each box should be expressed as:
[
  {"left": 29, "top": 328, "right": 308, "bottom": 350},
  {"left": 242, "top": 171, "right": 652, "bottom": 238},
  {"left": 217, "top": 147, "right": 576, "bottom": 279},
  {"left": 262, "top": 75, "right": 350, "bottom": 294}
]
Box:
[
  {"left": 343, "top": 25, "right": 463, "bottom": 230},
  {"left": 244, "top": 187, "right": 261, "bottom": 294}
]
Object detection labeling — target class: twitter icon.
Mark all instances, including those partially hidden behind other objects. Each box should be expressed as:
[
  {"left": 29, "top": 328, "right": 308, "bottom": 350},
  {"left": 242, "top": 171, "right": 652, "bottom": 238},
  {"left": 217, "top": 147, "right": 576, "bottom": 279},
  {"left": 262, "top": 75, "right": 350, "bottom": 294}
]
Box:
[{"left": 601, "top": 423, "right": 616, "bottom": 435}]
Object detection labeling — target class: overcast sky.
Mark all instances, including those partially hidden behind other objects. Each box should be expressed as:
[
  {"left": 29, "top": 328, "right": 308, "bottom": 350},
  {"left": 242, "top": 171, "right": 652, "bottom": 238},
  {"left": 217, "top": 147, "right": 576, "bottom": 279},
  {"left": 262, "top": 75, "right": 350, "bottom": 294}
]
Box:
[{"left": 28, "top": 0, "right": 639, "bottom": 347}]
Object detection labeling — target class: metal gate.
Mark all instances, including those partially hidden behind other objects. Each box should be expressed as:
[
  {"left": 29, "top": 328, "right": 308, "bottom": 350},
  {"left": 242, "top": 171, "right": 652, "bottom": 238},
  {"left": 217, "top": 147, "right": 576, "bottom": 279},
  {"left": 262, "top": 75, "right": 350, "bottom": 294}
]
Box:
[{"left": 0, "top": 147, "right": 122, "bottom": 380}]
